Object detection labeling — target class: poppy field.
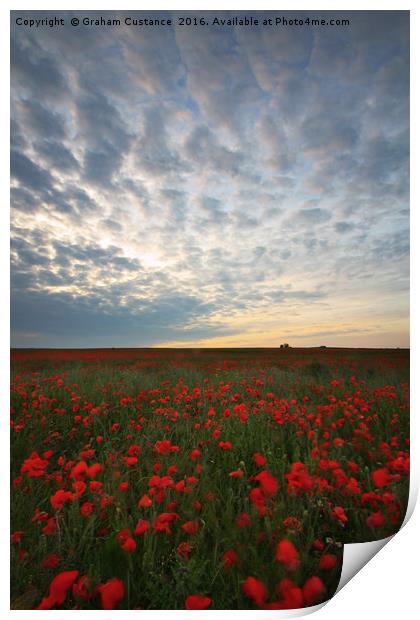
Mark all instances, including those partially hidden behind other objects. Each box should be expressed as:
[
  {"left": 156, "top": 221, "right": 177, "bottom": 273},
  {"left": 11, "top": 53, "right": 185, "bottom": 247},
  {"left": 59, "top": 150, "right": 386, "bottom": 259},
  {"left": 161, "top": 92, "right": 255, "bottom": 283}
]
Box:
[{"left": 10, "top": 347, "right": 410, "bottom": 610}]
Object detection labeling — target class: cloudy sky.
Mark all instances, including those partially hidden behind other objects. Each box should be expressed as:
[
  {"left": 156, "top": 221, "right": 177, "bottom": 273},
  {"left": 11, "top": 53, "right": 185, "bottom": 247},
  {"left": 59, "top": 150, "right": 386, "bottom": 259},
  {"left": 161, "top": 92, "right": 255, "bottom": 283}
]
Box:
[{"left": 10, "top": 10, "right": 409, "bottom": 348}]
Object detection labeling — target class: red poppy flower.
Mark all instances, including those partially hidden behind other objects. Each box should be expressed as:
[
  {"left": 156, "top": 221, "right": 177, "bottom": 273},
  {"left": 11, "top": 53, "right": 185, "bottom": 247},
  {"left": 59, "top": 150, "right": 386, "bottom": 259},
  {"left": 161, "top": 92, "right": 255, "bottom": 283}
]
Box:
[
  {"left": 101, "top": 495, "right": 114, "bottom": 510},
  {"left": 345, "top": 477, "right": 361, "bottom": 495},
  {"left": 128, "top": 444, "right": 140, "bottom": 457},
  {"left": 37, "top": 570, "right": 79, "bottom": 609},
  {"left": 371, "top": 468, "right": 392, "bottom": 488},
  {"left": 42, "top": 517, "right": 57, "bottom": 536},
  {"left": 134, "top": 519, "right": 150, "bottom": 535},
  {"left": 72, "top": 575, "right": 97, "bottom": 601},
  {"left": 347, "top": 461, "right": 359, "bottom": 474},
  {"left": 254, "top": 470, "right": 279, "bottom": 497},
  {"left": 79, "top": 449, "right": 95, "bottom": 459},
  {"left": 332, "top": 506, "right": 348, "bottom": 523},
  {"left": 80, "top": 501, "right": 94, "bottom": 518},
  {"left": 153, "top": 512, "right": 181, "bottom": 535},
  {"left": 302, "top": 576, "right": 325, "bottom": 605},
  {"left": 249, "top": 487, "right": 268, "bottom": 516},
  {"left": 87, "top": 463, "right": 103, "bottom": 479},
  {"left": 242, "top": 576, "right": 267, "bottom": 607},
  {"left": 122, "top": 537, "right": 136, "bottom": 553},
  {"left": 313, "top": 539, "right": 324, "bottom": 551},
  {"left": 277, "top": 578, "right": 296, "bottom": 597},
  {"left": 366, "top": 511, "right": 385, "bottom": 528},
  {"left": 116, "top": 528, "right": 131, "bottom": 543},
  {"left": 21, "top": 452, "right": 49, "bottom": 478},
  {"left": 254, "top": 452, "right": 266, "bottom": 467},
  {"left": 236, "top": 512, "right": 251, "bottom": 528},
  {"left": 285, "top": 462, "right": 313, "bottom": 494},
  {"left": 277, "top": 579, "right": 304, "bottom": 609},
  {"left": 182, "top": 520, "right": 200, "bottom": 535},
  {"left": 263, "top": 601, "right": 286, "bottom": 609},
  {"left": 185, "top": 595, "right": 212, "bottom": 609},
  {"left": 72, "top": 480, "right": 87, "bottom": 498},
  {"left": 148, "top": 474, "right": 174, "bottom": 489},
  {"left": 223, "top": 549, "right": 240, "bottom": 570},
  {"left": 138, "top": 494, "right": 153, "bottom": 508},
  {"left": 177, "top": 541, "right": 193, "bottom": 558},
  {"left": 50, "top": 490, "right": 74, "bottom": 510},
  {"left": 18, "top": 549, "right": 28, "bottom": 562},
  {"left": 11, "top": 531, "right": 23, "bottom": 544},
  {"left": 276, "top": 539, "right": 300, "bottom": 571},
  {"left": 98, "top": 578, "right": 125, "bottom": 610},
  {"left": 70, "top": 461, "right": 88, "bottom": 480},
  {"left": 90, "top": 480, "right": 103, "bottom": 493},
  {"left": 319, "top": 554, "right": 337, "bottom": 570},
  {"left": 283, "top": 516, "right": 303, "bottom": 533},
  {"left": 42, "top": 554, "right": 60, "bottom": 569}
]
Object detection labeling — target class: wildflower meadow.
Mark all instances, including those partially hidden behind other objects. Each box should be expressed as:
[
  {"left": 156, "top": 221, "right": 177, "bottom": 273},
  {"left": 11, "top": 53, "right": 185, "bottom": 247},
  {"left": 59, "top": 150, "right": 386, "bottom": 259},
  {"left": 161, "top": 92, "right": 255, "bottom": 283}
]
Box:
[{"left": 10, "top": 347, "right": 409, "bottom": 610}]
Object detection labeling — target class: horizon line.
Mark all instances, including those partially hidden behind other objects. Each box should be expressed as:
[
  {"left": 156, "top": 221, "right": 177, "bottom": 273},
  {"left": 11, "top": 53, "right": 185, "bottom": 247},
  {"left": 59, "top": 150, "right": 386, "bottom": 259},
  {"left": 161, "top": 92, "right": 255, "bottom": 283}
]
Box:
[{"left": 10, "top": 345, "right": 410, "bottom": 351}]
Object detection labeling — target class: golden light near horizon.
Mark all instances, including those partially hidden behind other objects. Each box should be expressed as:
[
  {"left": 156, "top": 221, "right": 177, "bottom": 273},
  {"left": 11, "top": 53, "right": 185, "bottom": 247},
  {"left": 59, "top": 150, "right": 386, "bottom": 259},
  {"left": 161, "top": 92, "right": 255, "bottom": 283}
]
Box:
[{"left": 153, "top": 318, "right": 409, "bottom": 350}]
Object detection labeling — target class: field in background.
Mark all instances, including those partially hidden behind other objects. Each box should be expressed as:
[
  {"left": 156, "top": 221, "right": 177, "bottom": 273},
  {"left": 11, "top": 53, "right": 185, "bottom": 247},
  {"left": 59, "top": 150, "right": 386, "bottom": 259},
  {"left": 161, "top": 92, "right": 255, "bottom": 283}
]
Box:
[{"left": 11, "top": 348, "right": 409, "bottom": 609}]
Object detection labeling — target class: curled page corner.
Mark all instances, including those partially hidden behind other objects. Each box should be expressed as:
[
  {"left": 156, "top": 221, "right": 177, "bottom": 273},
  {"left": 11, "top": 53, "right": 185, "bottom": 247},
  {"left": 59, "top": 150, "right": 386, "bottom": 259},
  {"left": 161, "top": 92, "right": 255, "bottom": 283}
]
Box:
[
  {"left": 336, "top": 535, "right": 394, "bottom": 593},
  {"left": 275, "top": 535, "right": 396, "bottom": 617},
  {"left": 233, "top": 601, "right": 328, "bottom": 618},
  {"left": 276, "top": 601, "right": 328, "bottom": 617},
  {"left": 402, "top": 478, "right": 418, "bottom": 527},
  {"left": 335, "top": 474, "right": 417, "bottom": 597}
]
